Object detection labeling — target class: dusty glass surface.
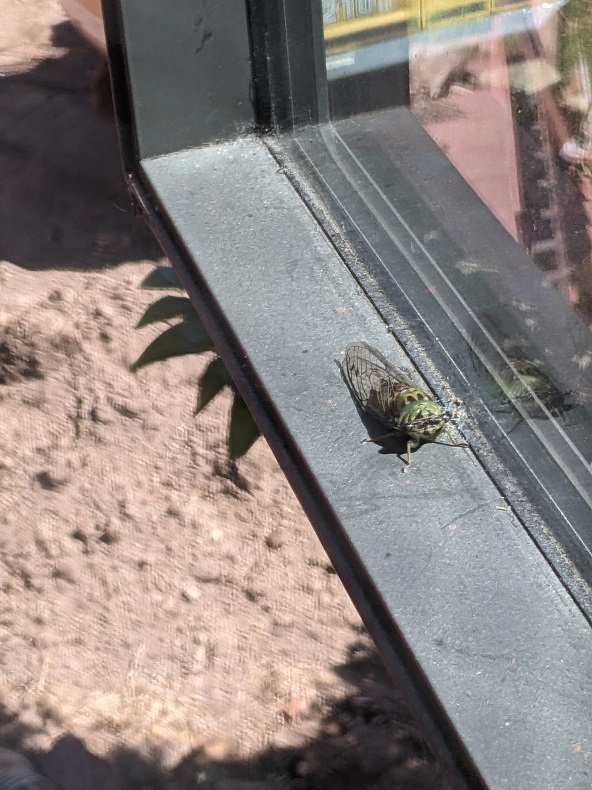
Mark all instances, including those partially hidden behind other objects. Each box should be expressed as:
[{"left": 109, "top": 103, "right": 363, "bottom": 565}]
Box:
[{"left": 321, "top": 0, "right": 592, "bottom": 520}]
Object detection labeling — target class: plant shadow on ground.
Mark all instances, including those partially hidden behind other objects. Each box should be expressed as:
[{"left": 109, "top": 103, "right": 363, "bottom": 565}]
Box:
[
  {"left": 0, "top": 641, "right": 449, "bottom": 790},
  {"left": 0, "top": 20, "right": 161, "bottom": 272}
]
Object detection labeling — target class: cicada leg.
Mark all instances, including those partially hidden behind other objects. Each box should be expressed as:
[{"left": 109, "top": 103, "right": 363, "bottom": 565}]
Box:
[
  {"left": 361, "top": 431, "right": 398, "bottom": 444},
  {"left": 434, "top": 428, "right": 468, "bottom": 450},
  {"left": 362, "top": 432, "right": 416, "bottom": 466},
  {"left": 405, "top": 436, "right": 423, "bottom": 465}
]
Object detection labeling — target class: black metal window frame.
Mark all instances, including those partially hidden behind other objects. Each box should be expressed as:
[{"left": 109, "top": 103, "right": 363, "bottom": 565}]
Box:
[{"left": 102, "top": 2, "right": 592, "bottom": 788}]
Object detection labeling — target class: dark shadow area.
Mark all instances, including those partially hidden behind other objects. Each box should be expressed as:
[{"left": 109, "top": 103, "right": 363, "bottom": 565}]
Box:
[
  {"left": 0, "top": 21, "right": 161, "bottom": 271},
  {"left": 0, "top": 641, "right": 449, "bottom": 790}
]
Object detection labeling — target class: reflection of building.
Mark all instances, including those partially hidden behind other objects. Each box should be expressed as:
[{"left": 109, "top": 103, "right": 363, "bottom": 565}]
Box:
[
  {"left": 323, "top": 0, "right": 564, "bottom": 30},
  {"left": 414, "top": 13, "right": 592, "bottom": 316},
  {"left": 512, "top": 89, "right": 581, "bottom": 302},
  {"left": 324, "top": 0, "right": 566, "bottom": 80},
  {"left": 323, "top": 1, "right": 403, "bottom": 24}
]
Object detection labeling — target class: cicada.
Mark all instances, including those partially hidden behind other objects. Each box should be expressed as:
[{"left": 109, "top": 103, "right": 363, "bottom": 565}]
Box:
[
  {"left": 344, "top": 341, "right": 465, "bottom": 465},
  {"left": 467, "top": 313, "right": 579, "bottom": 427},
  {"left": 496, "top": 357, "right": 573, "bottom": 420}
]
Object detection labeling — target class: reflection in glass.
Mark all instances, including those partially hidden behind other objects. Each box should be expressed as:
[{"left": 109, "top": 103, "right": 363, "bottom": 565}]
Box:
[
  {"left": 323, "top": 1, "right": 592, "bottom": 320},
  {"left": 320, "top": 1, "right": 592, "bottom": 517},
  {"left": 321, "top": 1, "right": 592, "bottom": 424},
  {"left": 468, "top": 311, "right": 579, "bottom": 430},
  {"left": 411, "top": 0, "right": 592, "bottom": 319}
]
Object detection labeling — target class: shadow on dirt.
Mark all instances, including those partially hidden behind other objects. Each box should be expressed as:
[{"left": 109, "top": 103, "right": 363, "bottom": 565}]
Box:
[
  {"left": 1, "top": 16, "right": 450, "bottom": 790},
  {"left": 0, "top": 641, "right": 448, "bottom": 790},
  {"left": 0, "top": 20, "right": 161, "bottom": 272}
]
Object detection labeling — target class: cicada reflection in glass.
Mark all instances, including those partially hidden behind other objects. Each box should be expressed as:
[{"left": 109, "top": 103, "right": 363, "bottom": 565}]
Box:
[
  {"left": 344, "top": 342, "right": 465, "bottom": 465},
  {"left": 468, "top": 314, "right": 581, "bottom": 428},
  {"left": 497, "top": 357, "right": 573, "bottom": 420}
]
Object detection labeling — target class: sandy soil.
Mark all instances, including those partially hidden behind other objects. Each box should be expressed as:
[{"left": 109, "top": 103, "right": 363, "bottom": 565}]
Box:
[{"left": 0, "top": 3, "right": 447, "bottom": 788}]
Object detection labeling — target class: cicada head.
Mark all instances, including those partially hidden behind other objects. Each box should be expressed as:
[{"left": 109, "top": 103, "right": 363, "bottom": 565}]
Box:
[{"left": 397, "top": 393, "right": 449, "bottom": 443}]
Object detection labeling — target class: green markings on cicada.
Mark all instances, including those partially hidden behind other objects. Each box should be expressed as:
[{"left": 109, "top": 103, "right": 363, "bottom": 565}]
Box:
[{"left": 344, "top": 341, "right": 466, "bottom": 465}]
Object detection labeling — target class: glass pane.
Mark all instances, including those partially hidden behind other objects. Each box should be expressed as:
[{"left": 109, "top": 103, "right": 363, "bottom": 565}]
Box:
[{"left": 320, "top": 1, "right": 592, "bottom": 509}]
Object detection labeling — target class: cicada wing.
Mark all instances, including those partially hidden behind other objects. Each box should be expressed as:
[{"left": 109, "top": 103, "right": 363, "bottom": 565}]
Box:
[{"left": 344, "top": 342, "right": 414, "bottom": 426}]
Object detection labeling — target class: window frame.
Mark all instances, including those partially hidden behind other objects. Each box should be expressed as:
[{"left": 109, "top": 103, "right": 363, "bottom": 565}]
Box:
[{"left": 277, "top": 117, "right": 592, "bottom": 609}]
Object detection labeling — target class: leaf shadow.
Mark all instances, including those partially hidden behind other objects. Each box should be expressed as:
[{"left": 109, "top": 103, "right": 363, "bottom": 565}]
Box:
[{"left": 0, "top": 639, "right": 449, "bottom": 790}]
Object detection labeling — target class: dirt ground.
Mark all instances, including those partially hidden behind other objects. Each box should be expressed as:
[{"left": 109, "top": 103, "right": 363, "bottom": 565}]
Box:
[{"left": 0, "top": 3, "right": 447, "bottom": 788}]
